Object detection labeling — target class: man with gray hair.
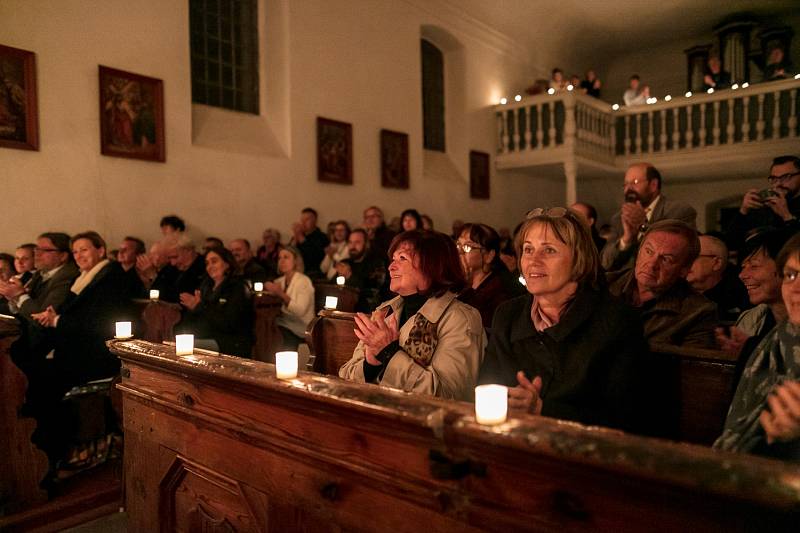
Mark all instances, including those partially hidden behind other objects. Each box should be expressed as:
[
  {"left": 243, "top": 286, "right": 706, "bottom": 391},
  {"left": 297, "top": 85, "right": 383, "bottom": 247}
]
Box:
[
  {"left": 687, "top": 234, "right": 748, "bottom": 322},
  {"left": 607, "top": 220, "right": 717, "bottom": 348},
  {"left": 166, "top": 235, "right": 206, "bottom": 297}
]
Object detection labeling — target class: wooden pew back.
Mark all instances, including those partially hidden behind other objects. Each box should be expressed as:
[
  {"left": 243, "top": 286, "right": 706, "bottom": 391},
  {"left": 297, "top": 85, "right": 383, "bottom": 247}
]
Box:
[
  {"left": 112, "top": 340, "right": 800, "bottom": 532},
  {"left": 313, "top": 283, "right": 359, "bottom": 313},
  {"left": 305, "top": 309, "right": 358, "bottom": 375}
]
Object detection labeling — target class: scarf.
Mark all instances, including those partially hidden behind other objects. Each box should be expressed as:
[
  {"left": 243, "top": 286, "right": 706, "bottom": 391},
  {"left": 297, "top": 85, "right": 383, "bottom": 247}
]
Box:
[{"left": 70, "top": 259, "right": 110, "bottom": 296}]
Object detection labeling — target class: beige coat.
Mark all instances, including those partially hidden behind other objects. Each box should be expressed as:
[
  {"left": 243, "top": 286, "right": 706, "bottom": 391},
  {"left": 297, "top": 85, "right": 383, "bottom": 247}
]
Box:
[{"left": 338, "top": 291, "right": 485, "bottom": 401}]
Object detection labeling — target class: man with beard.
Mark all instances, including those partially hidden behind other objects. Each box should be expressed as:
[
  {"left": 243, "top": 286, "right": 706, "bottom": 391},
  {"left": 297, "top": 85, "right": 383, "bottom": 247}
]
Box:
[
  {"left": 332, "top": 229, "right": 385, "bottom": 312},
  {"left": 726, "top": 155, "right": 800, "bottom": 253},
  {"left": 600, "top": 163, "right": 697, "bottom": 271}
]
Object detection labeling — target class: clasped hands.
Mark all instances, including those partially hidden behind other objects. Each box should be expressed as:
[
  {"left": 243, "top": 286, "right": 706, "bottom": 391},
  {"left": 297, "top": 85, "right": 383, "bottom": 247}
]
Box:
[
  {"left": 508, "top": 371, "right": 544, "bottom": 415},
  {"left": 0, "top": 277, "right": 25, "bottom": 300},
  {"left": 761, "top": 381, "right": 800, "bottom": 444},
  {"left": 31, "top": 305, "right": 58, "bottom": 327},
  {"left": 179, "top": 290, "right": 202, "bottom": 311},
  {"left": 353, "top": 308, "right": 399, "bottom": 365},
  {"left": 620, "top": 201, "right": 646, "bottom": 245}
]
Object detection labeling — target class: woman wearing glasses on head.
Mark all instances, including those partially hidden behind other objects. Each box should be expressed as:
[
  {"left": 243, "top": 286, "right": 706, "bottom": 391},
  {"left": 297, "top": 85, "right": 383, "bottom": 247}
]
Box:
[
  {"left": 456, "top": 223, "right": 515, "bottom": 331},
  {"left": 478, "top": 207, "right": 648, "bottom": 432},
  {"left": 715, "top": 233, "right": 800, "bottom": 461}
]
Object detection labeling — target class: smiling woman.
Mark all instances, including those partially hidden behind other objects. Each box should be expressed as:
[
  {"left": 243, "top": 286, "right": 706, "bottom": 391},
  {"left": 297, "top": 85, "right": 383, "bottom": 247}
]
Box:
[
  {"left": 339, "top": 230, "right": 485, "bottom": 401},
  {"left": 478, "top": 208, "right": 648, "bottom": 432}
]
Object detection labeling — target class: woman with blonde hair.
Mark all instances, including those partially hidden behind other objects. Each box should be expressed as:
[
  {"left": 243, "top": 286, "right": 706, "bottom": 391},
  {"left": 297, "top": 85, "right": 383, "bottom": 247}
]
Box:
[
  {"left": 263, "top": 245, "right": 315, "bottom": 350},
  {"left": 478, "top": 207, "right": 646, "bottom": 432}
]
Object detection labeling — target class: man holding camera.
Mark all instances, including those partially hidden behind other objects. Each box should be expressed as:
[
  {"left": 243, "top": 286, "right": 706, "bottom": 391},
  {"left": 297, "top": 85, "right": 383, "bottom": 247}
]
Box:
[
  {"left": 726, "top": 155, "right": 800, "bottom": 252},
  {"left": 600, "top": 162, "right": 697, "bottom": 271}
]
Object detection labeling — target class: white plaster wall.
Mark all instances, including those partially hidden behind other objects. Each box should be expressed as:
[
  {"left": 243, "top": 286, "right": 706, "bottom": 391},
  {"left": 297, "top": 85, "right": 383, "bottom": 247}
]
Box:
[{"left": 0, "top": 0, "right": 546, "bottom": 252}]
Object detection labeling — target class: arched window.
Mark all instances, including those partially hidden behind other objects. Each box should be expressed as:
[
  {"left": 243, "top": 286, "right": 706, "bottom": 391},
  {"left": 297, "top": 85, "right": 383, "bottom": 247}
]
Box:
[
  {"left": 421, "top": 39, "right": 445, "bottom": 152},
  {"left": 190, "top": 0, "right": 259, "bottom": 114}
]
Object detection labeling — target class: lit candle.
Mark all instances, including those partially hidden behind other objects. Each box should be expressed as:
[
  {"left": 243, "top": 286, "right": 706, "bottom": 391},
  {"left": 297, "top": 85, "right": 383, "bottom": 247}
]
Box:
[
  {"left": 149, "top": 289, "right": 159, "bottom": 301},
  {"left": 253, "top": 282, "right": 264, "bottom": 293},
  {"left": 335, "top": 275, "right": 345, "bottom": 286},
  {"left": 324, "top": 295, "right": 338, "bottom": 309},
  {"left": 474, "top": 384, "right": 508, "bottom": 425},
  {"left": 115, "top": 321, "right": 132, "bottom": 339},
  {"left": 175, "top": 334, "right": 194, "bottom": 355},
  {"left": 275, "top": 351, "right": 298, "bottom": 379}
]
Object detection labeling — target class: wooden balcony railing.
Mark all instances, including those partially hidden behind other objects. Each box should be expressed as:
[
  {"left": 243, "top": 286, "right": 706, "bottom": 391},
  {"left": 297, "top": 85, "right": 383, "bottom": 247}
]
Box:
[{"left": 496, "top": 76, "right": 800, "bottom": 169}]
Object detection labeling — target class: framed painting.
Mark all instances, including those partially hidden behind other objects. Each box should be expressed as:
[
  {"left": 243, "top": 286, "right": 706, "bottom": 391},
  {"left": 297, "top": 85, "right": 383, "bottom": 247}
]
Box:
[
  {"left": 469, "top": 150, "right": 490, "bottom": 199},
  {"left": 99, "top": 65, "right": 165, "bottom": 162},
  {"left": 317, "top": 117, "right": 353, "bottom": 185},
  {"left": 0, "top": 44, "right": 39, "bottom": 151},
  {"left": 380, "top": 129, "right": 409, "bottom": 189}
]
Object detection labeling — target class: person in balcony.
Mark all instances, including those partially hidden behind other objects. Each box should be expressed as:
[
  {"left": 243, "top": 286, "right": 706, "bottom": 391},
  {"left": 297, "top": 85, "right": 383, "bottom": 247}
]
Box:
[
  {"left": 600, "top": 163, "right": 697, "bottom": 271},
  {"left": 549, "top": 68, "right": 567, "bottom": 92},
  {"left": 763, "top": 47, "right": 791, "bottom": 81},
  {"left": 726, "top": 155, "right": 800, "bottom": 253},
  {"left": 703, "top": 56, "right": 731, "bottom": 91},
  {"left": 623, "top": 74, "right": 648, "bottom": 106},
  {"left": 579, "top": 70, "right": 602, "bottom": 98}
]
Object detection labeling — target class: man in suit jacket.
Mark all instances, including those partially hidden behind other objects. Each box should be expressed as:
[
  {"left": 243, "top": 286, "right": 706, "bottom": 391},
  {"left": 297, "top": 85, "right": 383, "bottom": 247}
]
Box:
[{"left": 600, "top": 163, "right": 697, "bottom": 271}]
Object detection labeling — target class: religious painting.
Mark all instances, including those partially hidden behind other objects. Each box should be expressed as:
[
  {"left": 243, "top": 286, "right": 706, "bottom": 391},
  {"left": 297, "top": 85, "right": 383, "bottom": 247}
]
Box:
[
  {"left": 99, "top": 65, "right": 165, "bottom": 162},
  {"left": 0, "top": 44, "right": 39, "bottom": 151},
  {"left": 317, "top": 117, "right": 352, "bottom": 185},
  {"left": 470, "top": 150, "right": 490, "bottom": 199},
  {"left": 380, "top": 129, "right": 409, "bottom": 189}
]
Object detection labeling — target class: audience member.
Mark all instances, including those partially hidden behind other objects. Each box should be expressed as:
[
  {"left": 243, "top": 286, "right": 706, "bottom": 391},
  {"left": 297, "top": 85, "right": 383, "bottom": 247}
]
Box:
[
  {"left": 14, "top": 243, "right": 36, "bottom": 284},
  {"left": 763, "top": 47, "right": 791, "bottom": 81},
  {"left": 291, "top": 207, "right": 329, "bottom": 279},
  {"left": 137, "top": 239, "right": 180, "bottom": 301},
  {"left": 333, "top": 229, "right": 385, "bottom": 312},
  {"left": 256, "top": 228, "right": 281, "bottom": 280},
  {"left": 229, "top": 238, "right": 267, "bottom": 283},
  {"left": 421, "top": 214, "right": 434, "bottom": 230},
  {"left": 478, "top": 207, "right": 647, "bottom": 431},
  {"left": 716, "top": 228, "right": 795, "bottom": 387},
  {"left": 178, "top": 246, "right": 253, "bottom": 357},
  {"left": 339, "top": 230, "right": 484, "bottom": 401},
  {"left": 726, "top": 155, "right": 800, "bottom": 252},
  {"left": 703, "top": 56, "right": 731, "bottom": 91},
  {"left": 687, "top": 234, "right": 748, "bottom": 322},
  {"left": 549, "top": 68, "right": 567, "bottom": 91},
  {"left": 167, "top": 235, "right": 207, "bottom": 296},
  {"left": 607, "top": 220, "right": 717, "bottom": 348},
  {"left": 570, "top": 201, "right": 606, "bottom": 251},
  {"left": 456, "top": 223, "right": 514, "bottom": 330},
  {"left": 202, "top": 236, "right": 224, "bottom": 255},
  {"left": 450, "top": 219, "right": 465, "bottom": 241},
  {"left": 362, "top": 206, "right": 396, "bottom": 261},
  {"left": 623, "top": 75, "right": 647, "bottom": 106},
  {"left": 117, "top": 236, "right": 146, "bottom": 297},
  {"left": 714, "top": 233, "right": 800, "bottom": 461},
  {"left": 600, "top": 163, "right": 697, "bottom": 270},
  {"left": 320, "top": 220, "right": 350, "bottom": 279},
  {"left": 160, "top": 215, "right": 185, "bottom": 235},
  {"left": 579, "top": 69, "right": 602, "bottom": 98},
  {"left": 263, "top": 245, "right": 315, "bottom": 350},
  {"left": 569, "top": 74, "right": 580, "bottom": 90},
  {"left": 400, "top": 209, "right": 423, "bottom": 232},
  {"left": 0, "top": 253, "right": 14, "bottom": 314}
]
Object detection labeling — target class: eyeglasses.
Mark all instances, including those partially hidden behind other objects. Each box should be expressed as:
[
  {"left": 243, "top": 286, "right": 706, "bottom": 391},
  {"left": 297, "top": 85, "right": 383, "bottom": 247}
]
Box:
[
  {"left": 696, "top": 254, "right": 719, "bottom": 259},
  {"left": 622, "top": 178, "right": 649, "bottom": 189},
  {"left": 526, "top": 207, "right": 568, "bottom": 219},
  {"left": 767, "top": 172, "right": 800, "bottom": 184},
  {"left": 456, "top": 242, "right": 482, "bottom": 254},
  {"left": 783, "top": 269, "right": 799, "bottom": 283},
  {"left": 34, "top": 247, "right": 60, "bottom": 253}
]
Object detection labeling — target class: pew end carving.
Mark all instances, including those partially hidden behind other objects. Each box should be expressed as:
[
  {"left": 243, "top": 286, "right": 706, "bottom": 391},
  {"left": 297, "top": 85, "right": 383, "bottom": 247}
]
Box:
[{"left": 305, "top": 309, "right": 358, "bottom": 375}]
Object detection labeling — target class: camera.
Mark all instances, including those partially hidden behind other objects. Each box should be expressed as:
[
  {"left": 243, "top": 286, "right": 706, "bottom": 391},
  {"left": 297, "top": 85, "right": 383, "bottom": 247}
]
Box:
[{"left": 757, "top": 189, "right": 779, "bottom": 201}]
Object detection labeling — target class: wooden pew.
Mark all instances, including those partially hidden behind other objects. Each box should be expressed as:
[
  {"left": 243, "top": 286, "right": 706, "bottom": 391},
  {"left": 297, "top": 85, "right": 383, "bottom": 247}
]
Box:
[
  {"left": 252, "top": 293, "right": 283, "bottom": 362},
  {"left": 112, "top": 339, "right": 800, "bottom": 532},
  {"left": 649, "top": 343, "right": 737, "bottom": 445},
  {"left": 313, "top": 283, "right": 359, "bottom": 313},
  {"left": 305, "top": 309, "right": 358, "bottom": 375},
  {"left": 0, "top": 314, "right": 48, "bottom": 515},
  {"left": 133, "top": 299, "right": 182, "bottom": 343}
]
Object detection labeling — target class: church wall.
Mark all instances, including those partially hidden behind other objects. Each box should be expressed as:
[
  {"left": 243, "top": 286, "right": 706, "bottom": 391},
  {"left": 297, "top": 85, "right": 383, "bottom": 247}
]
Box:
[{"left": 0, "top": 0, "right": 544, "bottom": 252}]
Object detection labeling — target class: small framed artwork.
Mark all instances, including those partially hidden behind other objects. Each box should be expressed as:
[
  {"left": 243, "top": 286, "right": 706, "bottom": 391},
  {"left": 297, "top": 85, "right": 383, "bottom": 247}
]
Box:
[
  {"left": 317, "top": 117, "right": 353, "bottom": 185},
  {"left": 380, "top": 129, "right": 409, "bottom": 189},
  {"left": 470, "top": 150, "right": 490, "bottom": 199},
  {"left": 99, "top": 65, "right": 165, "bottom": 162},
  {"left": 0, "top": 44, "right": 39, "bottom": 151}
]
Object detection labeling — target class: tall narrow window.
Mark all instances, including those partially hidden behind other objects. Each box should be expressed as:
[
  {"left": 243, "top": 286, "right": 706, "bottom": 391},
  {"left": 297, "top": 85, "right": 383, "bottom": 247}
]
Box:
[
  {"left": 421, "top": 39, "right": 445, "bottom": 152},
  {"left": 190, "top": 0, "right": 259, "bottom": 114}
]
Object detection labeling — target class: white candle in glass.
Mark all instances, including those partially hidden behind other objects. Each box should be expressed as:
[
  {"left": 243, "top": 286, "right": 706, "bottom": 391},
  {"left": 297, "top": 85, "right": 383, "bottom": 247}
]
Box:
[
  {"left": 149, "top": 289, "right": 160, "bottom": 301},
  {"left": 275, "top": 351, "right": 298, "bottom": 379},
  {"left": 335, "top": 275, "right": 345, "bottom": 286},
  {"left": 474, "top": 385, "right": 508, "bottom": 425},
  {"left": 175, "top": 334, "right": 194, "bottom": 355},
  {"left": 253, "top": 282, "right": 264, "bottom": 293},
  {"left": 324, "top": 296, "right": 338, "bottom": 309},
  {"left": 115, "top": 321, "right": 132, "bottom": 339}
]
